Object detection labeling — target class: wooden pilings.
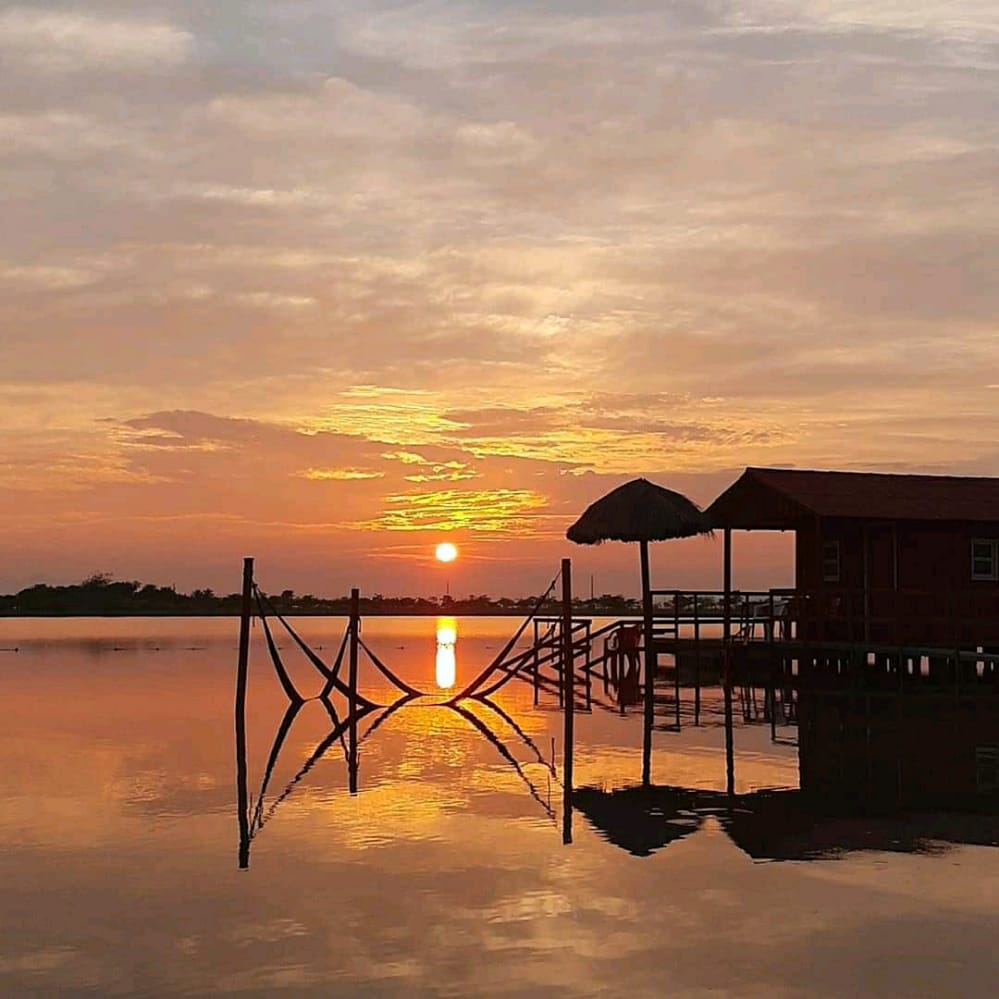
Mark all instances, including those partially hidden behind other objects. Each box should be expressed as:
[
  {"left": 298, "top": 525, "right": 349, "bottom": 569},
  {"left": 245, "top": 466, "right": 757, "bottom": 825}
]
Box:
[
  {"left": 235, "top": 556, "right": 254, "bottom": 869},
  {"left": 348, "top": 586, "right": 360, "bottom": 796},
  {"left": 561, "top": 558, "right": 574, "bottom": 845}
]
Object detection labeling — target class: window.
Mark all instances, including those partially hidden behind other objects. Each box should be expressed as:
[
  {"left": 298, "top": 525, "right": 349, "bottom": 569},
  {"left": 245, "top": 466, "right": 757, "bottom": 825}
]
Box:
[
  {"left": 971, "top": 539, "right": 998, "bottom": 581},
  {"left": 822, "top": 540, "right": 840, "bottom": 583}
]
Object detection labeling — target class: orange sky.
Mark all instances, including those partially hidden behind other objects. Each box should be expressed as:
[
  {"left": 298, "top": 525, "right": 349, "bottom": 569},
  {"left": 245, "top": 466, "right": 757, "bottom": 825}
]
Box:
[{"left": 1, "top": 2, "right": 996, "bottom": 596}]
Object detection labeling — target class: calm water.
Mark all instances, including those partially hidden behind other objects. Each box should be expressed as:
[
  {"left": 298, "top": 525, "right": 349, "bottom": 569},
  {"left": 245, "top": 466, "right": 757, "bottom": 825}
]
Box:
[{"left": 0, "top": 616, "right": 996, "bottom": 997}]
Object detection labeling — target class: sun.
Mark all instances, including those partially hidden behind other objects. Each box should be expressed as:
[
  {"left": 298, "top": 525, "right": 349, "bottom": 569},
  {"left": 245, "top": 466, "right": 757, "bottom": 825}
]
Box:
[{"left": 435, "top": 542, "right": 458, "bottom": 563}]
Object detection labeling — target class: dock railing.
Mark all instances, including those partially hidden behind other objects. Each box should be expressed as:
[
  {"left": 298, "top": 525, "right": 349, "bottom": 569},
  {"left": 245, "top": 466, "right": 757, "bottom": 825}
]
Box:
[{"left": 649, "top": 586, "right": 999, "bottom": 649}]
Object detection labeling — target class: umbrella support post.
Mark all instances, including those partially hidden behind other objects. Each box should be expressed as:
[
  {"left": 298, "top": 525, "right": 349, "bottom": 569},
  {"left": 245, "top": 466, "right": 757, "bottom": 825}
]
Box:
[
  {"left": 561, "top": 558, "right": 574, "bottom": 845},
  {"left": 640, "top": 540, "right": 656, "bottom": 788},
  {"left": 723, "top": 528, "right": 735, "bottom": 797}
]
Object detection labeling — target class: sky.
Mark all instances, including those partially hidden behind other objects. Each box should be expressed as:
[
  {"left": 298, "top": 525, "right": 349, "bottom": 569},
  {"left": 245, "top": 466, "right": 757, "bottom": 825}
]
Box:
[{"left": 1, "top": 1, "right": 997, "bottom": 598}]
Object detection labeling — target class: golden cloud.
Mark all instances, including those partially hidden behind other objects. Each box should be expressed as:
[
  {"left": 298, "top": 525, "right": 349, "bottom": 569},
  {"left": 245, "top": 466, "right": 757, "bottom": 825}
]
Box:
[
  {"left": 297, "top": 467, "right": 384, "bottom": 481},
  {"left": 363, "top": 488, "right": 548, "bottom": 534}
]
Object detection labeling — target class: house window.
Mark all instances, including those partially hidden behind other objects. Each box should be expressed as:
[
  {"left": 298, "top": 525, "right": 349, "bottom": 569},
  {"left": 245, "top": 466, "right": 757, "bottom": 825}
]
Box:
[
  {"left": 822, "top": 540, "right": 840, "bottom": 583},
  {"left": 971, "top": 539, "right": 998, "bottom": 581}
]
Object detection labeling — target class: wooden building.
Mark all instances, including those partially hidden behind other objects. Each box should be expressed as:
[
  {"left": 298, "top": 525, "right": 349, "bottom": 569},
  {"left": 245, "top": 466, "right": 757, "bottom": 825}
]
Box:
[
  {"left": 707, "top": 467, "right": 999, "bottom": 647},
  {"left": 704, "top": 467, "right": 999, "bottom": 811}
]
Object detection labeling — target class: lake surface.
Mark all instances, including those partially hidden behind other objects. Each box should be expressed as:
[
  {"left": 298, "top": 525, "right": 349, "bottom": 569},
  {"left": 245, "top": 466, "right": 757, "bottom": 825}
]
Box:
[{"left": 1, "top": 616, "right": 996, "bottom": 997}]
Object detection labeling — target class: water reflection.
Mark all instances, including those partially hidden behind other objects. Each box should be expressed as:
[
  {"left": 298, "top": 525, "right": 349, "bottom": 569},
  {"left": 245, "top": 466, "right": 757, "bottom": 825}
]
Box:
[
  {"left": 573, "top": 785, "right": 999, "bottom": 861},
  {"left": 236, "top": 686, "right": 565, "bottom": 868},
  {"left": 435, "top": 617, "right": 457, "bottom": 690}
]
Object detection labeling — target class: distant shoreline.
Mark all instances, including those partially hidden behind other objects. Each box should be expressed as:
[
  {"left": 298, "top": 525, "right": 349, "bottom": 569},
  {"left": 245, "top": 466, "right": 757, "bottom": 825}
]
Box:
[
  {"left": 2, "top": 577, "right": 644, "bottom": 618},
  {"left": 0, "top": 610, "right": 549, "bottom": 619}
]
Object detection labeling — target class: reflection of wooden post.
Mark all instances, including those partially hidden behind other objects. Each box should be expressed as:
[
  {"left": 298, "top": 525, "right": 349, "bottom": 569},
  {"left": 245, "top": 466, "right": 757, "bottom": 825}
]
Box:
[
  {"left": 693, "top": 593, "right": 702, "bottom": 726},
  {"left": 348, "top": 587, "right": 360, "bottom": 796},
  {"left": 235, "top": 556, "right": 254, "bottom": 869},
  {"left": 673, "top": 592, "right": 681, "bottom": 731},
  {"left": 561, "top": 559, "right": 574, "bottom": 845},
  {"left": 723, "top": 529, "right": 735, "bottom": 797},
  {"left": 640, "top": 540, "right": 655, "bottom": 787}
]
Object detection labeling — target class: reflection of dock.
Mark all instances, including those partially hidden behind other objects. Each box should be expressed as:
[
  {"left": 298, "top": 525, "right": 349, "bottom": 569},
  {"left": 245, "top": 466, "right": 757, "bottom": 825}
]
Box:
[{"left": 524, "top": 605, "right": 997, "bottom": 812}]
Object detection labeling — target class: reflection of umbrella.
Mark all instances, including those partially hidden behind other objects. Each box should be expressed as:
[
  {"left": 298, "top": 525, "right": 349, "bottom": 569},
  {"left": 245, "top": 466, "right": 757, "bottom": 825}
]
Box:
[
  {"left": 573, "top": 785, "right": 708, "bottom": 856},
  {"left": 567, "top": 478, "right": 712, "bottom": 784}
]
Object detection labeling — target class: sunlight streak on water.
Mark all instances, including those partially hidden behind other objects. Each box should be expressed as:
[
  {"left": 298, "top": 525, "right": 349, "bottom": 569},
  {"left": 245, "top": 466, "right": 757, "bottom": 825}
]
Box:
[{"left": 435, "top": 616, "right": 457, "bottom": 689}]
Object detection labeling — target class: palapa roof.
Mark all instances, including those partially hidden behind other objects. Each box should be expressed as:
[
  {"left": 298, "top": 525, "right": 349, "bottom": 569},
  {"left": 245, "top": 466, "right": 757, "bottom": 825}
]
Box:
[
  {"left": 707, "top": 467, "right": 999, "bottom": 530},
  {"left": 566, "top": 477, "right": 712, "bottom": 545}
]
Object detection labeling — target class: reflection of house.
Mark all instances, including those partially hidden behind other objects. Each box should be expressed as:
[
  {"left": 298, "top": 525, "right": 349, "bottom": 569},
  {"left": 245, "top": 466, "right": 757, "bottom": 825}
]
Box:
[
  {"left": 574, "top": 785, "right": 999, "bottom": 861},
  {"left": 707, "top": 467, "right": 999, "bottom": 646},
  {"left": 692, "top": 468, "right": 999, "bottom": 811}
]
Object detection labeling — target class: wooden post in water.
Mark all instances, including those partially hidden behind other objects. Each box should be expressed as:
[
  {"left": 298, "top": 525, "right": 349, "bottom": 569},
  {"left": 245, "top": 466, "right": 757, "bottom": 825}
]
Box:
[
  {"left": 348, "top": 587, "right": 360, "bottom": 796},
  {"left": 561, "top": 558, "right": 574, "bottom": 845},
  {"left": 235, "top": 556, "right": 254, "bottom": 869},
  {"left": 723, "top": 529, "right": 735, "bottom": 798},
  {"left": 640, "top": 540, "right": 656, "bottom": 787},
  {"left": 532, "top": 621, "right": 540, "bottom": 706}
]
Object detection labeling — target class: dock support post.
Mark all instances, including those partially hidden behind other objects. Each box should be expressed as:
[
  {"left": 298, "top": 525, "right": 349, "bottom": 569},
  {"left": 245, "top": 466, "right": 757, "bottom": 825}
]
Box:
[
  {"left": 348, "top": 587, "right": 360, "bottom": 796},
  {"left": 641, "top": 540, "right": 656, "bottom": 788},
  {"left": 723, "top": 529, "right": 735, "bottom": 797},
  {"left": 235, "top": 556, "right": 254, "bottom": 869},
  {"left": 561, "top": 558, "right": 574, "bottom": 845},
  {"left": 532, "top": 621, "right": 540, "bottom": 706}
]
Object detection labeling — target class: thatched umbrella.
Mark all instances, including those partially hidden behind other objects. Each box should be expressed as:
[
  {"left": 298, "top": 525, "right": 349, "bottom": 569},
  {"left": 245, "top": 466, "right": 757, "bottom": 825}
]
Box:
[{"left": 567, "top": 478, "right": 712, "bottom": 785}]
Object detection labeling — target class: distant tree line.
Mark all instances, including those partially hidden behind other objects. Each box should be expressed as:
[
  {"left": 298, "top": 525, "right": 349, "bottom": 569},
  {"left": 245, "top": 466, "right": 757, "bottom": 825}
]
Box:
[{"left": 0, "top": 573, "right": 648, "bottom": 617}]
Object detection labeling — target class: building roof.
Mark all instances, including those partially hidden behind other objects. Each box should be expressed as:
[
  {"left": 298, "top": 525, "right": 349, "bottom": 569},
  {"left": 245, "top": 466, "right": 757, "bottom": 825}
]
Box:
[{"left": 706, "top": 467, "right": 999, "bottom": 529}]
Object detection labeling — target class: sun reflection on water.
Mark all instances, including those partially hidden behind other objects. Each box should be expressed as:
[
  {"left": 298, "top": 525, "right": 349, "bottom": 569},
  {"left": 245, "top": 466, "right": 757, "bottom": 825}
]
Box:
[{"left": 435, "top": 617, "right": 457, "bottom": 689}]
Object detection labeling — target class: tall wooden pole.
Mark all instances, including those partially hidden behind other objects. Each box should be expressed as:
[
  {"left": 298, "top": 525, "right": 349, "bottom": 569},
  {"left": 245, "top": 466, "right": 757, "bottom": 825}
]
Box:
[
  {"left": 348, "top": 587, "right": 360, "bottom": 796},
  {"left": 640, "top": 540, "right": 656, "bottom": 787},
  {"left": 235, "top": 556, "right": 254, "bottom": 869},
  {"left": 723, "top": 528, "right": 735, "bottom": 797},
  {"left": 561, "top": 558, "right": 574, "bottom": 845}
]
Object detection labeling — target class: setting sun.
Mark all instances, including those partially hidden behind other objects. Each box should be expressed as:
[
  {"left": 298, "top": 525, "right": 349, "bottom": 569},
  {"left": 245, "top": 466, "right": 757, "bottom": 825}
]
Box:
[{"left": 435, "top": 542, "right": 458, "bottom": 563}]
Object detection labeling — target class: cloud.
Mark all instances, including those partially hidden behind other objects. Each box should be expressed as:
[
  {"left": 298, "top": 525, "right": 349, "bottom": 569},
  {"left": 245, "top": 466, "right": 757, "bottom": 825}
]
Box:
[
  {"left": 0, "top": 8, "right": 193, "bottom": 73},
  {"left": 0, "top": 1, "right": 997, "bottom": 591},
  {"left": 367, "top": 488, "right": 549, "bottom": 534},
  {"left": 297, "top": 467, "right": 384, "bottom": 481}
]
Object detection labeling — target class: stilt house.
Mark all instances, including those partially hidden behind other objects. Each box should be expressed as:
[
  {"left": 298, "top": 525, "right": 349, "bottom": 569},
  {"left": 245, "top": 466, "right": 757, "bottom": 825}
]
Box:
[{"left": 705, "top": 467, "right": 999, "bottom": 810}]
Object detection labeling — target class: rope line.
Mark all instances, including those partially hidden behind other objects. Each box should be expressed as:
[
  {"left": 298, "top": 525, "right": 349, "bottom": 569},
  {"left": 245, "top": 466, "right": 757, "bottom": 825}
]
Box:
[
  {"left": 254, "top": 590, "right": 304, "bottom": 704},
  {"left": 255, "top": 586, "right": 380, "bottom": 709},
  {"left": 319, "top": 628, "right": 350, "bottom": 702},
  {"left": 449, "top": 703, "right": 555, "bottom": 821},
  {"left": 448, "top": 572, "right": 560, "bottom": 702},
  {"left": 357, "top": 635, "right": 425, "bottom": 699},
  {"left": 249, "top": 700, "right": 303, "bottom": 835}
]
